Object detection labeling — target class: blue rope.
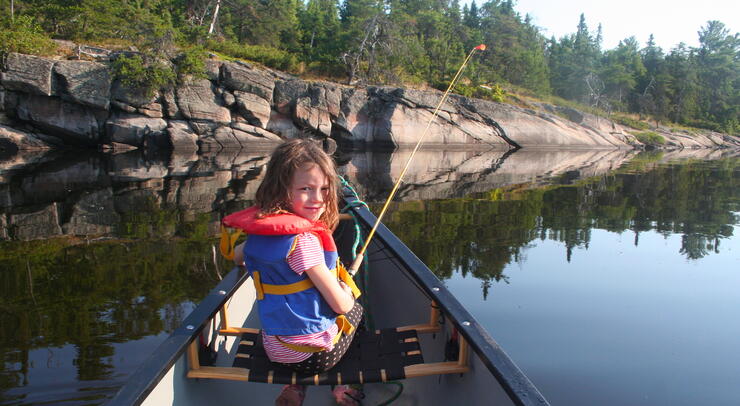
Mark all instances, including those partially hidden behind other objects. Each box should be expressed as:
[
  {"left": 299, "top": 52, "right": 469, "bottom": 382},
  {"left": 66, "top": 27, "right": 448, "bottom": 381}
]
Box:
[{"left": 339, "top": 176, "right": 373, "bottom": 330}]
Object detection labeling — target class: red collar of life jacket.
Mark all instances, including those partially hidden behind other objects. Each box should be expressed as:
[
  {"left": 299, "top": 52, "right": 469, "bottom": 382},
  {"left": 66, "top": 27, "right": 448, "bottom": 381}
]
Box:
[{"left": 222, "top": 206, "right": 337, "bottom": 252}]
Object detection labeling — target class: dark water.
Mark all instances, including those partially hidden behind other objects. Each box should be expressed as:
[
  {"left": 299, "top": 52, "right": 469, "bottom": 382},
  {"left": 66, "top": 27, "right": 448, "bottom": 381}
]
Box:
[{"left": 0, "top": 148, "right": 738, "bottom": 405}]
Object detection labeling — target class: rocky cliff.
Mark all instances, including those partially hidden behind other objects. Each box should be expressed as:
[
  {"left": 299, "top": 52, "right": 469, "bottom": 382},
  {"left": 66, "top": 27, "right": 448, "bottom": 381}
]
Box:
[{"left": 1, "top": 51, "right": 738, "bottom": 155}]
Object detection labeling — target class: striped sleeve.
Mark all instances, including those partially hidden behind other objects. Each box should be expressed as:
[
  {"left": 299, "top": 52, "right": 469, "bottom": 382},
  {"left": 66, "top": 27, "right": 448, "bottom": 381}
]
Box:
[{"left": 287, "top": 232, "right": 324, "bottom": 275}]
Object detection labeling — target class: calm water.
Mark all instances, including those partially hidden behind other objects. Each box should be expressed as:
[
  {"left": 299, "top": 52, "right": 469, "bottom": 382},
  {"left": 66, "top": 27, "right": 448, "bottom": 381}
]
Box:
[{"left": 0, "top": 148, "right": 738, "bottom": 405}]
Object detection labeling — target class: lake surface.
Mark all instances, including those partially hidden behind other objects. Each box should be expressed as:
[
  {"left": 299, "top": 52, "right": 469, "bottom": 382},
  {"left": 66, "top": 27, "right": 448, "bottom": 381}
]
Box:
[{"left": 0, "top": 147, "right": 738, "bottom": 405}]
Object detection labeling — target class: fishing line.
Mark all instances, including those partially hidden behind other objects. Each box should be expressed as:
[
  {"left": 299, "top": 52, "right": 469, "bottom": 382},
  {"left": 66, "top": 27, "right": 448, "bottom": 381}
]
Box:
[{"left": 349, "top": 44, "right": 486, "bottom": 273}]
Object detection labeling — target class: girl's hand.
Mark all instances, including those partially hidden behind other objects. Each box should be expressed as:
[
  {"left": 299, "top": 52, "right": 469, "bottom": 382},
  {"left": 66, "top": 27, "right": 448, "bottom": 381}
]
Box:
[
  {"left": 304, "top": 264, "right": 355, "bottom": 314},
  {"left": 339, "top": 281, "right": 354, "bottom": 299}
]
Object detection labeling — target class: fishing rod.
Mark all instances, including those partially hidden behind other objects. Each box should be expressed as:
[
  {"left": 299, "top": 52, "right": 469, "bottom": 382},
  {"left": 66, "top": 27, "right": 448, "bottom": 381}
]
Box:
[{"left": 348, "top": 44, "right": 486, "bottom": 275}]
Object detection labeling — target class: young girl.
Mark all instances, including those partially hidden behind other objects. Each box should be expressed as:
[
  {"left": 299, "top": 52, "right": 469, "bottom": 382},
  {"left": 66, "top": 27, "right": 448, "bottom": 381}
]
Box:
[{"left": 226, "top": 139, "right": 363, "bottom": 406}]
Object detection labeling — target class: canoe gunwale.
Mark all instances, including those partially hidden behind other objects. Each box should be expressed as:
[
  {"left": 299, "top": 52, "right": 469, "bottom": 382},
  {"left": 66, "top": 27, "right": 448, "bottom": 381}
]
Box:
[
  {"left": 343, "top": 192, "right": 549, "bottom": 406},
  {"left": 108, "top": 267, "right": 250, "bottom": 406}
]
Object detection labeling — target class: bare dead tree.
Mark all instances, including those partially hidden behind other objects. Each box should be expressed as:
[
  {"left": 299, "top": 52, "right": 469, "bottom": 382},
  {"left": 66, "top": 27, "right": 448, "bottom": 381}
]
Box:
[
  {"left": 638, "top": 76, "right": 656, "bottom": 120},
  {"left": 208, "top": 0, "right": 221, "bottom": 35},
  {"left": 341, "top": 14, "right": 381, "bottom": 85},
  {"left": 585, "top": 72, "right": 611, "bottom": 117}
]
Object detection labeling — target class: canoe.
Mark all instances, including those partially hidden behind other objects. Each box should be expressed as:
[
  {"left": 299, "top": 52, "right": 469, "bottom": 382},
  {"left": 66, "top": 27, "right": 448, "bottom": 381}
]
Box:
[{"left": 108, "top": 189, "right": 549, "bottom": 405}]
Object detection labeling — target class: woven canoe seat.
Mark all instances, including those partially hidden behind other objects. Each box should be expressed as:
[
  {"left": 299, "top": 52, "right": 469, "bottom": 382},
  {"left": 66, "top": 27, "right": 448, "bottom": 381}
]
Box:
[
  {"left": 231, "top": 328, "right": 424, "bottom": 385},
  {"left": 187, "top": 302, "right": 468, "bottom": 383}
]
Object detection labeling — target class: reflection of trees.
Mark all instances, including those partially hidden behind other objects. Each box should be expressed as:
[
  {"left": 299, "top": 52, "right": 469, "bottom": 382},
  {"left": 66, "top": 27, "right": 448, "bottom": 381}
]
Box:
[
  {"left": 0, "top": 233, "right": 226, "bottom": 396},
  {"left": 380, "top": 195, "right": 543, "bottom": 296},
  {"left": 381, "top": 158, "right": 739, "bottom": 295}
]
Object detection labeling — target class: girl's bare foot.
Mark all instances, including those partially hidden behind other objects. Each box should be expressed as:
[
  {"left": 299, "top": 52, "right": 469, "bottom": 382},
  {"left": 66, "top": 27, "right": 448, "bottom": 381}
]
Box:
[
  {"left": 332, "top": 385, "right": 362, "bottom": 406},
  {"left": 275, "top": 384, "right": 306, "bottom": 406}
]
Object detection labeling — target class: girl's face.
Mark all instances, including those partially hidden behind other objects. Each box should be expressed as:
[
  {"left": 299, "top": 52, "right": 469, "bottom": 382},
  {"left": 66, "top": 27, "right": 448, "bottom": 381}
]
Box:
[{"left": 289, "top": 163, "right": 329, "bottom": 222}]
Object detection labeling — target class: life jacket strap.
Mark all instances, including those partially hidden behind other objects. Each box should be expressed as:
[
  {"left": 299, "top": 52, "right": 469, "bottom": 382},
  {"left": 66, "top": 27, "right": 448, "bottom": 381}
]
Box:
[
  {"left": 219, "top": 226, "right": 243, "bottom": 260},
  {"left": 252, "top": 271, "right": 316, "bottom": 300},
  {"left": 252, "top": 265, "right": 362, "bottom": 300},
  {"left": 336, "top": 261, "right": 362, "bottom": 299}
]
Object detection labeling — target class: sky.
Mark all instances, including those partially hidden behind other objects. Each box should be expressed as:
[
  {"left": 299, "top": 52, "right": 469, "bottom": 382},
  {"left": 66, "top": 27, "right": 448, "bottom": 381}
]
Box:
[{"left": 462, "top": 0, "right": 739, "bottom": 51}]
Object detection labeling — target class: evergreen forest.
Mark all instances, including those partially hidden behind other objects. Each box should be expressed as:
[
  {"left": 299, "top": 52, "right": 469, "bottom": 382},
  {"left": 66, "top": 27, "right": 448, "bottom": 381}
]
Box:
[{"left": 0, "top": 0, "right": 738, "bottom": 134}]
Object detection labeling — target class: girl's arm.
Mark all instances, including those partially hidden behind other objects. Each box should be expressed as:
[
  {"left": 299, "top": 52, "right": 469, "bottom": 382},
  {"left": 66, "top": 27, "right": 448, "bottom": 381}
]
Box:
[
  {"left": 304, "top": 264, "right": 355, "bottom": 314},
  {"left": 233, "top": 242, "right": 245, "bottom": 266}
]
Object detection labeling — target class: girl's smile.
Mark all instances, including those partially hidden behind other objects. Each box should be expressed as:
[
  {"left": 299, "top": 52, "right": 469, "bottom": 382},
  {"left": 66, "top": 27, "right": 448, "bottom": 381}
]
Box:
[{"left": 289, "top": 163, "right": 329, "bottom": 222}]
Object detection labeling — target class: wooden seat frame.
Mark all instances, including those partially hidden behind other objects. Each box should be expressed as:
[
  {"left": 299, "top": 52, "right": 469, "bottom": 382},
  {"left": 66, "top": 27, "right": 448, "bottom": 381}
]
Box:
[{"left": 186, "top": 301, "right": 470, "bottom": 383}]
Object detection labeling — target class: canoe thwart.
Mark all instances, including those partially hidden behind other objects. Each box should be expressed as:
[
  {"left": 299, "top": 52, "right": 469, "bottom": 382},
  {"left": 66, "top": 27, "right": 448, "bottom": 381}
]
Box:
[{"left": 218, "top": 327, "right": 261, "bottom": 336}]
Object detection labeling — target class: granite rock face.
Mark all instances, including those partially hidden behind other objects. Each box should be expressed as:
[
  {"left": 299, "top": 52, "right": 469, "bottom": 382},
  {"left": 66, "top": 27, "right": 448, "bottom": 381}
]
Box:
[
  {"left": 53, "top": 60, "right": 111, "bottom": 109},
  {"left": 221, "top": 61, "right": 275, "bottom": 101},
  {"left": 1, "top": 53, "right": 55, "bottom": 96},
  {"left": 105, "top": 114, "right": 168, "bottom": 147},
  {"left": 0, "top": 50, "right": 737, "bottom": 155},
  {"left": 14, "top": 93, "right": 106, "bottom": 145},
  {"left": 166, "top": 121, "right": 199, "bottom": 152},
  {"left": 176, "top": 79, "right": 232, "bottom": 124},
  {"left": 234, "top": 91, "right": 271, "bottom": 128}
]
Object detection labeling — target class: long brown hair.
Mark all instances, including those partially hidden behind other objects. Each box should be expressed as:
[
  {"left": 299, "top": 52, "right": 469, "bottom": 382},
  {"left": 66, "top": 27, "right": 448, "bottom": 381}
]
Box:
[{"left": 255, "top": 139, "right": 339, "bottom": 228}]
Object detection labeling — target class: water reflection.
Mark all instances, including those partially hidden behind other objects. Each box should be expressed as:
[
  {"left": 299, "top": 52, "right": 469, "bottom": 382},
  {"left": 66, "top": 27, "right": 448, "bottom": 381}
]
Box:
[
  {"left": 378, "top": 155, "right": 739, "bottom": 298},
  {"left": 1, "top": 149, "right": 268, "bottom": 405},
  {"left": 0, "top": 146, "right": 738, "bottom": 404}
]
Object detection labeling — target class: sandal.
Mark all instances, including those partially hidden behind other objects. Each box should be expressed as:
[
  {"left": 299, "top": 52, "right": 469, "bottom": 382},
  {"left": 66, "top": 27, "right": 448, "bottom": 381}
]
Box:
[
  {"left": 275, "top": 384, "right": 306, "bottom": 406},
  {"left": 332, "top": 385, "right": 363, "bottom": 406}
]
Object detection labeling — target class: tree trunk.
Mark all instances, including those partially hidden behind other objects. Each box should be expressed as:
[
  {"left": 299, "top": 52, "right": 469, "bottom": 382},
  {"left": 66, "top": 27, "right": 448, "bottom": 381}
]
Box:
[
  {"left": 342, "top": 14, "right": 380, "bottom": 85},
  {"left": 208, "top": 0, "right": 221, "bottom": 35}
]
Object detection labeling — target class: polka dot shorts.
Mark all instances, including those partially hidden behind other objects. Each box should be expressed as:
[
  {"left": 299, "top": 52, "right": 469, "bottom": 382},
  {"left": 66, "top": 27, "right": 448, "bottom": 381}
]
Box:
[{"left": 279, "top": 302, "right": 364, "bottom": 374}]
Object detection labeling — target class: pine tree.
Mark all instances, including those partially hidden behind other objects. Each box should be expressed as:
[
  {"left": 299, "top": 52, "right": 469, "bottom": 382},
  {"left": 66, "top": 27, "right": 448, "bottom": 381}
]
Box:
[
  {"left": 462, "top": 0, "right": 479, "bottom": 30},
  {"left": 235, "top": 0, "right": 300, "bottom": 49},
  {"left": 299, "top": 0, "right": 341, "bottom": 63},
  {"left": 664, "top": 43, "right": 699, "bottom": 124},
  {"left": 695, "top": 21, "right": 739, "bottom": 133},
  {"left": 599, "top": 37, "right": 645, "bottom": 111},
  {"left": 638, "top": 34, "right": 669, "bottom": 122}
]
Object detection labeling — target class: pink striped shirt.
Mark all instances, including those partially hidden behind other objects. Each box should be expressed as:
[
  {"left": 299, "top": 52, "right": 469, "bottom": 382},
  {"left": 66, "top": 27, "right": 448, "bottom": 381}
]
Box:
[{"left": 262, "top": 232, "right": 338, "bottom": 363}]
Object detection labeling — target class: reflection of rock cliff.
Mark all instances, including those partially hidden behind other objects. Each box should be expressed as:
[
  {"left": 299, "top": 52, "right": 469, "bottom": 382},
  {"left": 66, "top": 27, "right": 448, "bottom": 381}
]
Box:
[
  {"left": 2, "top": 147, "right": 738, "bottom": 241},
  {"left": 0, "top": 149, "right": 271, "bottom": 240},
  {"left": 3, "top": 52, "right": 738, "bottom": 155},
  {"left": 340, "top": 148, "right": 740, "bottom": 201}
]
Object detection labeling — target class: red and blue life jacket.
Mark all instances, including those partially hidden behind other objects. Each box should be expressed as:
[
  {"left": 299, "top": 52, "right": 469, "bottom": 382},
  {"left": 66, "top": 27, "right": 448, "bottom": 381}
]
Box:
[{"left": 222, "top": 206, "right": 360, "bottom": 337}]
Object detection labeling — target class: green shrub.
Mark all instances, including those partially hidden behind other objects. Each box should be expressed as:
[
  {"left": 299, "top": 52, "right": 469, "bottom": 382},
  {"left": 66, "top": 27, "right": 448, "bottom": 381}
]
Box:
[
  {"left": 174, "top": 47, "right": 207, "bottom": 82},
  {"left": 0, "top": 16, "right": 57, "bottom": 56},
  {"left": 205, "top": 39, "right": 299, "bottom": 72},
  {"left": 684, "top": 119, "right": 724, "bottom": 133},
  {"left": 304, "top": 60, "right": 346, "bottom": 80},
  {"left": 112, "top": 53, "right": 175, "bottom": 97},
  {"left": 633, "top": 131, "right": 666, "bottom": 145},
  {"left": 669, "top": 126, "right": 696, "bottom": 136},
  {"left": 612, "top": 114, "right": 650, "bottom": 130},
  {"left": 453, "top": 83, "right": 506, "bottom": 102}
]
